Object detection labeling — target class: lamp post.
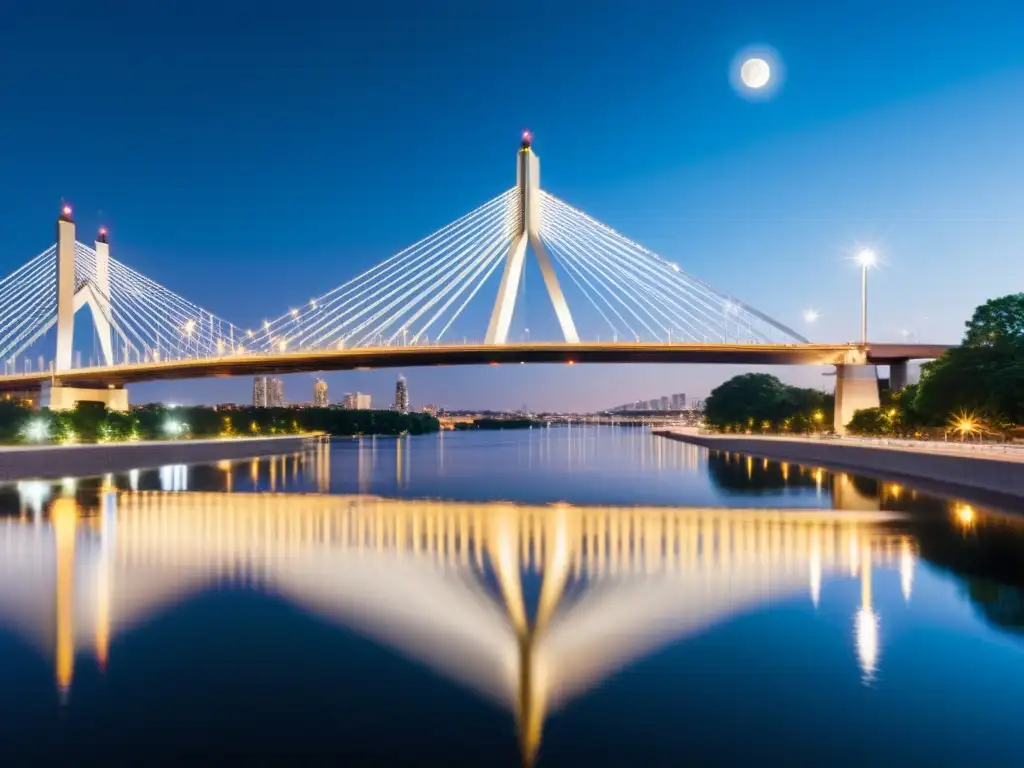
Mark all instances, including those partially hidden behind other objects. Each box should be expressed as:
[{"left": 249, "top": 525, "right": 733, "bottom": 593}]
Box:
[{"left": 856, "top": 249, "right": 876, "bottom": 346}]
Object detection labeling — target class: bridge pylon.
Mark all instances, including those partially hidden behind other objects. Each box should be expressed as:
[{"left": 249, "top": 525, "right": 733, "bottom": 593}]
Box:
[
  {"left": 45, "top": 207, "right": 125, "bottom": 410},
  {"left": 485, "top": 133, "right": 579, "bottom": 345},
  {"left": 55, "top": 207, "right": 114, "bottom": 372}
]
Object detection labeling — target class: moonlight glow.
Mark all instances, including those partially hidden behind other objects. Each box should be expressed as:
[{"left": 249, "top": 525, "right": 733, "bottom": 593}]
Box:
[
  {"left": 731, "top": 46, "right": 783, "bottom": 101},
  {"left": 740, "top": 58, "right": 771, "bottom": 89}
]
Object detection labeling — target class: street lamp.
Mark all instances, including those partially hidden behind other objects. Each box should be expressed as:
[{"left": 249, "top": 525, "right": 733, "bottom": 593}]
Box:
[{"left": 856, "top": 249, "right": 876, "bottom": 346}]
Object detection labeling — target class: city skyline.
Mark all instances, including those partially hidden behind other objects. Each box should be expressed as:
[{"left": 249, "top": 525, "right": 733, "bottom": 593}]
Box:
[{"left": 1, "top": 3, "right": 1022, "bottom": 410}]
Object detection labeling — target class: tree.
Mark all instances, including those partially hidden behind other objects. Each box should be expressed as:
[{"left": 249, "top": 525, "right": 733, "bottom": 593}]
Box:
[
  {"left": 911, "top": 294, "right": 1024, "bottom": 429},
  {"left": 846, "top": 407, "right": 890, "bottom": 436},
  {"left": 704, "top": 374, "right": 789, "bottom": 430},
  {"left": 704, "top": 373, "right": 832, "bottom": 432},
  {"left": 963, "top": 293, "right": 1024, "bottom": 347},
  {"left": 0, "top": 401, "right": 30, "bottom": 442},
  {"left": 915, "top": 340, "right": 1024, "bottom": 427}
]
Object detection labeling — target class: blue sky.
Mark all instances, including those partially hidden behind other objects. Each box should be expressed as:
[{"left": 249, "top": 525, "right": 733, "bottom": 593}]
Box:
[{"left": 1, "top": 0, "right": 1023, "bottom": 410}]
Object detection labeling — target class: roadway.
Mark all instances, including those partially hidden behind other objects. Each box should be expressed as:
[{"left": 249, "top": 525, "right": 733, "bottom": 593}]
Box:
[{"left": 0, "top": 341, "right": 950, "bottom": 392}]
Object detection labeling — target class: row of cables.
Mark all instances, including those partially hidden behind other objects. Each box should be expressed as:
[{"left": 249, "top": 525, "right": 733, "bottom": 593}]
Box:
[
  {"left": 74, "top": 242, "right": 246, "bottom": 365},
  {"left": 538, "top": 191, "right": 806, "bottom": 344},
  {"left": 251, "top": 188, "right": 521, "bottom": 352}
]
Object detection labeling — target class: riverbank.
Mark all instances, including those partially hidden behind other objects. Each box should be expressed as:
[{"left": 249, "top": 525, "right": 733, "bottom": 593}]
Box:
[
  {"left": 0, "top": 435, "right": 321, "bottom": 482},
  {"left": 655, "top": 429, "right": 1024, "bottom": 505}
]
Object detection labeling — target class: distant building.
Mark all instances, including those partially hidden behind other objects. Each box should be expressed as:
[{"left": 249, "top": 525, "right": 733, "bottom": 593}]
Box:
[
  {"left": 671, "top": 393, "right": 686, "bottom": 410},
  {"left": 252, "top": 376, "right": 267, "bottom": 407},
  {"left": 313, "top": 378, "right": 328, "bottom": 407},
  {"left": 343, "top": 392, "right": 372, "bottom": 410},
  {"left": 659, "top": 395, "right": 670, "bottom": 411},
  {"left": 423, "top": 404, "right": 439, "bottom": 416},
  {"left": 267, "top": 377, "right": 285, "bottom": 407},
  {"left": 395, "top": 375, "right": 409, "bottom": 414}
]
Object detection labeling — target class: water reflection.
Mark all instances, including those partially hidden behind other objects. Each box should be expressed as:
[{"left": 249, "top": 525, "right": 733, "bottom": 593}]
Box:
[
  {"left": 2, "top": 438, "right": 1024, "bottom": 764},
  {"left": 3, "top": 478, "right": 1022, "bottom": 763}
]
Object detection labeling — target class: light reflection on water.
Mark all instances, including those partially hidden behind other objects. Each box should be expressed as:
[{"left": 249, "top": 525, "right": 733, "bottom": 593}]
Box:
[{"left": 0, "top": 429, "right": 1022, "bottom": 766}]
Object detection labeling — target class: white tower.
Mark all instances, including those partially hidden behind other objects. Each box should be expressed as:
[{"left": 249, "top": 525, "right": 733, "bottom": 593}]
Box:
[
  {"left": 484, "top": 133, "right": 579, "bottom": 345},
  {"left": 54, "top": 207, "right": 114, "bottom": 372},
  {"left": 54, "top": 207, "right": 76, "bottom": 371}
]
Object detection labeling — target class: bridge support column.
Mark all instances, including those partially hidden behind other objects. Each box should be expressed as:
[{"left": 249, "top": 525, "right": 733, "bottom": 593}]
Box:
[
  {"left": 889, "top": 360, "right": 909, "bottom": 392},
  {"left": 55, "top": 208, "right": 77, "bottom": 372},
  {"left": 834, "top": 364, "right": 879, "bottom": 434},
  {"left": 42, "top": 383, "right": 129, "bottom": 412}
]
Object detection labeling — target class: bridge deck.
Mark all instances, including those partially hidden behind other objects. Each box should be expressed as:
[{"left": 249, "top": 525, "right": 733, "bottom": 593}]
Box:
[{"left": 0, "top": 342, "right": 949, "bottom": 391}]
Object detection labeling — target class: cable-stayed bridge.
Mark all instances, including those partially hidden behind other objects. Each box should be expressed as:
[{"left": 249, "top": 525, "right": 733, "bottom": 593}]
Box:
[{"left": 0, "top": 135, "right": 948, "bottom": 430}]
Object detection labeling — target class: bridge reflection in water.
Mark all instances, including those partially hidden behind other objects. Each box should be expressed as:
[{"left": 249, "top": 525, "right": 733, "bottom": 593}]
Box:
[{"left": 0, "top": 459, "right": 937, "bottom": 765}]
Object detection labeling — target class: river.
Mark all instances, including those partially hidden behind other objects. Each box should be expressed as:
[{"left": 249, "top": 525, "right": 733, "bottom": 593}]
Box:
[{"left": 1, "top": 427, "right": 1022, "bottom": 766}]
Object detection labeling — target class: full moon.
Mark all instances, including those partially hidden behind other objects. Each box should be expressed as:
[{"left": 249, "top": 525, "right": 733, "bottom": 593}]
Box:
[{"left": 740, "top": 57, "right": 771, "bottom": 89}]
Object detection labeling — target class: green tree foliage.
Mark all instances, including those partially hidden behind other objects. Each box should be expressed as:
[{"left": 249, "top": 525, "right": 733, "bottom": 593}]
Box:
[
  {"left": 845, "top": 407, "right": 890, "bottom": 436},
  {"left": 847, "top": 384, "right": 927, "bottom": 436},
  {"left": 0, "top": 401, "right": 31, "bottom": 442},
  {"left": 0, "top": 403, "right": 439, "bottom": 445},
  {"left": 963, "top": 293, "right": 1024, "bottom": 346},
  {"left": 914, "top": 293, "right": 1024, "bottom": 428},
  {"left": 704, "top": 373, "right": 833, "bottom": 433}
]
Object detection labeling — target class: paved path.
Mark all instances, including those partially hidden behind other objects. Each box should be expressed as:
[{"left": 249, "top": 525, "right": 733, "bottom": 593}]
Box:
[
  {"left": 655, "top": 429, "right": 1024, "bottom": 506},
  {"left": 659, "top": 429, "right": 1024, "bottom": 464}
]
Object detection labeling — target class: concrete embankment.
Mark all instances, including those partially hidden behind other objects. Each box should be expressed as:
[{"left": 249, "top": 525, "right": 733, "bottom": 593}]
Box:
[
  {"left": 0, "top": 435, "right": 321, "bottom": 481},
  {"left": 656, "top": 430, "right": 1024, "bottom": 504}
]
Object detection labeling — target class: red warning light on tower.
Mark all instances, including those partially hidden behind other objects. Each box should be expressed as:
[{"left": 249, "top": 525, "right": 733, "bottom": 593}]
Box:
[
  {"left": 520, "top": 130, "right": 532, "bottom": 150},
  {"left": 98, "top": 226, "right": 109, "bottom": 242},
  {"left": 61, "top": 205, "right": 73, "bottom": 219}
]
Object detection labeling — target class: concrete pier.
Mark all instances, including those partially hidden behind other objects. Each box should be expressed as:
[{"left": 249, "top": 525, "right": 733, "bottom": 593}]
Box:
[{"left": 0, "top": 435, "right": 320, "bottom": 482}]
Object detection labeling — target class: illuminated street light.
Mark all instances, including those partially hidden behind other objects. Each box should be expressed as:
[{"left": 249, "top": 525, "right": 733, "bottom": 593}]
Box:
[
  {"left": 164, "top": 420, "right": 184, "bottom": 437},
  {"left": 856, "top": 248, "right": 877, "bottom": 346},
  {"left": 23, "top": 419, "right": 49, "bottom": 442},
  {"left": 856, "top": 248, "right": 877, "bottom": 268},
  {"left": 950, "top": 411, "right": 983, "bottom": 442}
]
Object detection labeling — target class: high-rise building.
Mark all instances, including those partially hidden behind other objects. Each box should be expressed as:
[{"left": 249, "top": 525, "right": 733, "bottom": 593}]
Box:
[
  {"left": 671, "top": 393, "right": 686, "bottom": 410},
  {"left": 395, "top": 375, "right": 409, "bottom": 414},
  {"left": 313, "top": 378, "right": 328, "bottom": 407},
  {"left": 343, "top": 392, "right": 372, "bottom": 410},
  {"left": 659, "top": 395, "right": 670, "bottom": 411},
  {"left": 267, "top": 377, "right": 285, "bottom": 407},
  {"left": 252, "top": 376, "right": 267, "bottom": 407}
]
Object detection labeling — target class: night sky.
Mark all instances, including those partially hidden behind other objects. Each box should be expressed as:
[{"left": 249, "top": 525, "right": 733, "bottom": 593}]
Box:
[{"left": 1, "top": 1, "right": 1022, "bottom": 410}]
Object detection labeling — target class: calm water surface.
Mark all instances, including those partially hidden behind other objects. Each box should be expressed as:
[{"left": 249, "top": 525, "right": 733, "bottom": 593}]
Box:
[{"left": 1, "top": 427, "right": 1023, "bottom": 766}]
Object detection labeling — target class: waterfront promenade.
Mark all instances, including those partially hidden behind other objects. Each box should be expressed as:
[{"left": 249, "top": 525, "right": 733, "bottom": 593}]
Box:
[
  {"left": 0, "top": 435, "right": 320, "bottom": 481},
  {"left": 656, "top": 429, "right": 1024, "bottom": 505}
]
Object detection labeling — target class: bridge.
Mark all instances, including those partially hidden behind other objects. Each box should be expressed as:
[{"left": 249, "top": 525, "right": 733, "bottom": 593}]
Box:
[
  {"left": 0, "top": 470, "right": 913, "bottom": 763},
  {"left": 0, "top": 133, "right": 949, "bottom": 431}
]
